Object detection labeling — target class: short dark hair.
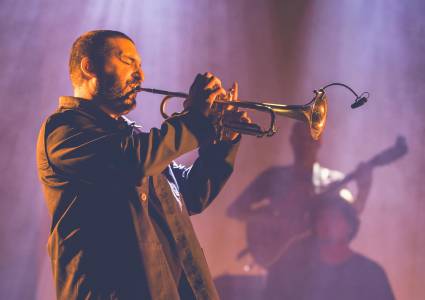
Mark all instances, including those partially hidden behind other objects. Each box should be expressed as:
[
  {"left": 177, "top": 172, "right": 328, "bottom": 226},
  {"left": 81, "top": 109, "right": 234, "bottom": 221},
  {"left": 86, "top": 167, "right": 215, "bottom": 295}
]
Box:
[
  {"left": 310, "top": 194, "right": 360, "bottom": 241},
  {"left": 69, "top": 30, "right": 134, "bottom": 86}
]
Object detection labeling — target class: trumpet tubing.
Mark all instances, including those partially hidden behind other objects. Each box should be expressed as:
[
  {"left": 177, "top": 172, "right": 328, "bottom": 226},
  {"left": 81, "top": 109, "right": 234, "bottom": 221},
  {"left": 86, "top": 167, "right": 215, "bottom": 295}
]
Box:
[
  {"left": 134, "top": 81, "right": 368, "bottom": 139},
  {"left": 135, "top": 86, "right": 327, "bottom": 139}
]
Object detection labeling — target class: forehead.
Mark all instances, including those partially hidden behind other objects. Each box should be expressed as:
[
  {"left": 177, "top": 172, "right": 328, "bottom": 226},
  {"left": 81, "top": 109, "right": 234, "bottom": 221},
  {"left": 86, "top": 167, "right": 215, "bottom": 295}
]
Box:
[{"left": 106, "top": 37, "right": 141, "bottom": 61}]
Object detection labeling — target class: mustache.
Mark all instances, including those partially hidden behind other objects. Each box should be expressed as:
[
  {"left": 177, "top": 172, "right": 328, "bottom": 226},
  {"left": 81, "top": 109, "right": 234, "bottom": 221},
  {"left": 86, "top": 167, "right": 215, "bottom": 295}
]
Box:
[
  {"left": 108, "top": 80, "right": 140, "bottom": 97},
  {"left": 127, "top": 79, "right": 143, "bottom": 94},
  {"left": 95, "top": 74, "right": 141, "bottom": 100},
  {"left": 127, "top": 76, "right": 142, "bottom": 88},
  {"left": 113, "top": 80, "right": 141, "bottom": 102}
]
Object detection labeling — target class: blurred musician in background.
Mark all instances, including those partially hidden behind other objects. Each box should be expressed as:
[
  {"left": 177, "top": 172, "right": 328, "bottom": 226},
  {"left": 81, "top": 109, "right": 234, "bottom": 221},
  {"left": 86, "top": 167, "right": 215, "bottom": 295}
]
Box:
[
  {"left": 227, "top": 122, "right": 373, "bottom": 269},
  {"left": 263, "top": 194, "right": 395, "bottom": 300}
]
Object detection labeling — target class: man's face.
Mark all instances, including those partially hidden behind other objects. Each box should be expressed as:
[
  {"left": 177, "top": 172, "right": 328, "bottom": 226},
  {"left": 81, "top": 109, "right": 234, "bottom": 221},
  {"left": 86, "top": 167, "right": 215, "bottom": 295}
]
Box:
[
  {"left": 95, "top": 37, "right": 144, "bottom": 115},
  {"left": 314, "top": 207, "right": 352, "bottom": 245}
]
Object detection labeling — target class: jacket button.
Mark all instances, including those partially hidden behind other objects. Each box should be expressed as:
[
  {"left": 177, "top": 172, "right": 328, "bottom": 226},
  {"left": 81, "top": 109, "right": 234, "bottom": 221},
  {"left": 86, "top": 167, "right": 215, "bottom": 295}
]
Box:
[{"left": 140, "top": 192, "right": 147, "bottom": 201}]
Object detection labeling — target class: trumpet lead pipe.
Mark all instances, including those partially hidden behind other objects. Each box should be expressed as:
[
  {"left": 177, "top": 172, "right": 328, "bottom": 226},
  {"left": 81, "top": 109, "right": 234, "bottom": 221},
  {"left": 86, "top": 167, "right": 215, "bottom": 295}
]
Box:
[{"left": 135, "top": 86, "right": 188, "bottom": 98}]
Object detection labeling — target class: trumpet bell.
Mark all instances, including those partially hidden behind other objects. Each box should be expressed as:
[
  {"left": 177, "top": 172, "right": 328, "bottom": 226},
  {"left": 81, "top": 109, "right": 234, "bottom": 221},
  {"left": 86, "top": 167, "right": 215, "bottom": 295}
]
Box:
[
  {"left": 309, "top": 91, "right": 327, "bottom": 140},
  {"left": 263, "top": 89, "right": 327, "bottom": 140}
]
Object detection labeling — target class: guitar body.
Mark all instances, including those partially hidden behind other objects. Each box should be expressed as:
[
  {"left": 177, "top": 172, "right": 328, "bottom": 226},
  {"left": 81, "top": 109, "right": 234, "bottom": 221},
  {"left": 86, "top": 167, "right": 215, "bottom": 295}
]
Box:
[
  {"left": 242, "top": 175, "right": 315, "bottom": 269},
  {"left": 245, "top": 215, "right": 309, "bottom": 268}
]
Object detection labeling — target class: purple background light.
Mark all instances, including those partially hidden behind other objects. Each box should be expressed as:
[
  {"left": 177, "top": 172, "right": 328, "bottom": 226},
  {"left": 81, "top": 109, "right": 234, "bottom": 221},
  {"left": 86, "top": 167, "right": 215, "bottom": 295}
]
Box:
[{"left": 0, "top": 0, "right": 424, "bottom": 299}]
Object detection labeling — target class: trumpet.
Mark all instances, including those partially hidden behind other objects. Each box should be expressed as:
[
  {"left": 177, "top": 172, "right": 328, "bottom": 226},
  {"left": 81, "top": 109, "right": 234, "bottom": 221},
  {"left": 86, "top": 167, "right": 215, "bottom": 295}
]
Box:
[{"left": 134, "top": 83, "right": 368, "bottom": 140}]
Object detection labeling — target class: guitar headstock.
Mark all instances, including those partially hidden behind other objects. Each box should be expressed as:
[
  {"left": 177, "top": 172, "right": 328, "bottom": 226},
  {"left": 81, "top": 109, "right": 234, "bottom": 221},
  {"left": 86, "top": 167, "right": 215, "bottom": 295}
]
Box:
[{"left": 371, "top": 135, "right": 408, "bottom": 166}]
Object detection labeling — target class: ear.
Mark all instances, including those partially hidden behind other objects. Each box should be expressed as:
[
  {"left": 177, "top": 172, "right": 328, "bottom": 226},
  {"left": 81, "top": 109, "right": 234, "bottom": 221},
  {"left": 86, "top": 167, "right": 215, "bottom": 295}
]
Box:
[{"left": 80, "top": 57, "right": 96, "bottom": 79}]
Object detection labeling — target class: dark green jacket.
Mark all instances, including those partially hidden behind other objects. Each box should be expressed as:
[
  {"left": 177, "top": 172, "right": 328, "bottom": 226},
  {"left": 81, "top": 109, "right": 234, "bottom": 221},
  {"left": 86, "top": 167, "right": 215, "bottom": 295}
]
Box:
[{"left": 36, "top": 96, "right": 239, "bottom": 299}]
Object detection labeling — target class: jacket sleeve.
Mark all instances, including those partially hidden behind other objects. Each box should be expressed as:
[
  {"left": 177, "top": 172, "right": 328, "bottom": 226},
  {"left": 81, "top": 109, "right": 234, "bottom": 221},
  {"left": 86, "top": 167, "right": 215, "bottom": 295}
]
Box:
[
  {"left": 41, "top": 109, "right": 216, "bottom": 186},
  {"left": 171, "top": 136, "right": 241, "bottom": 215}
]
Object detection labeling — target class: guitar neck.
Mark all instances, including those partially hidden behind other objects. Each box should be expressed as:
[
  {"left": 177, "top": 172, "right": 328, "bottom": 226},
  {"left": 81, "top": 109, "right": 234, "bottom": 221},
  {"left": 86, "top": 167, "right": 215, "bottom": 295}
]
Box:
[{"left": 321, "top": 156, "right": 378, "bottom": 195}]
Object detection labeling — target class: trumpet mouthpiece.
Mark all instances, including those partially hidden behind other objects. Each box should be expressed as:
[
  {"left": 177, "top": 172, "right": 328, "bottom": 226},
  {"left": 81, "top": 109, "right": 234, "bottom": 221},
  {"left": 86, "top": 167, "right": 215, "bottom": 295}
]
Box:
[{"left": 133, "top": 86, "right": 143, "bottom": 92}]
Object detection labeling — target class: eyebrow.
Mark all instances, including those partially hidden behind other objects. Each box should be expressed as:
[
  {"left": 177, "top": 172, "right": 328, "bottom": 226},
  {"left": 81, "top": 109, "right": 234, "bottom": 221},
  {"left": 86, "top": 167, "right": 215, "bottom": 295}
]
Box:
[{"left": 119, "top": 52, "right": 141, "bottom": 64}]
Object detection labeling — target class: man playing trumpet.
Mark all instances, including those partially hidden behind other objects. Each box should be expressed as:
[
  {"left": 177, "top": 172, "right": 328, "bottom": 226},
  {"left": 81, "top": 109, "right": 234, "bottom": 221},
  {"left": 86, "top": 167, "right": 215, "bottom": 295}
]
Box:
[{"left": 36, "top": 29, "right": 249, "bottom": 300}]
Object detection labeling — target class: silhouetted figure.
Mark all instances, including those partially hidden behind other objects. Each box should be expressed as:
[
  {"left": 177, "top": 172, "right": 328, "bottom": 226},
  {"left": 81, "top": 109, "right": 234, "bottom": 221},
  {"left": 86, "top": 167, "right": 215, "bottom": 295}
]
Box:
[
  {"left": 264, "top": 195, "right": 395, "bottom": 300},
  {"left": 227, "top": 122, "right": 372, "bottom": 268}
]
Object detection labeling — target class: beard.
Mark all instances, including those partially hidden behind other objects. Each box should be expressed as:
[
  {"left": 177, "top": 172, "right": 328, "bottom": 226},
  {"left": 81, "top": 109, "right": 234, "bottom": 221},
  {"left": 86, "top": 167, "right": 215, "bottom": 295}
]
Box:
[{"left": 94, "top": 72, "right": 138, "bottom": 115}]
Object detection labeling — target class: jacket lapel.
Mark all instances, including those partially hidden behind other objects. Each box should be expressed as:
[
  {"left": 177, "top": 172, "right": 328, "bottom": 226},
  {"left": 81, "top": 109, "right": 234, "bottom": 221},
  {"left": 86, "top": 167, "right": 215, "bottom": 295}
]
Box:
[{"left": 153, "top": 174, "right": 219, "bottom": 300}]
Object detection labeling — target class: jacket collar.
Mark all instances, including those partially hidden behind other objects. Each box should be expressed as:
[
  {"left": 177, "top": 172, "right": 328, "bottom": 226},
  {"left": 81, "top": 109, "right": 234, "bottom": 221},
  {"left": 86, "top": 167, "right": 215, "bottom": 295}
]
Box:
[
  {"left": 58, "top": 96, "right": 91, "bottom": 110},
  {"left": 58, "top": 96, "right": 138, "bottom": 130}
]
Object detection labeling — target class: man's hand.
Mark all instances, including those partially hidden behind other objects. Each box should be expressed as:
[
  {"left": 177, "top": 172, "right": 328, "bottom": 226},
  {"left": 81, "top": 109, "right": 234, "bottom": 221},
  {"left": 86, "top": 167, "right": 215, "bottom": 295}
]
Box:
[
  {"left": 221, "top": 81, "right": 252, "bottom": 141},
  {"left": 185, "top": 74, "right": 251, "bottom": 141},
  {"left": 185, "top": 72, "right": 226, "bottom": 117}
]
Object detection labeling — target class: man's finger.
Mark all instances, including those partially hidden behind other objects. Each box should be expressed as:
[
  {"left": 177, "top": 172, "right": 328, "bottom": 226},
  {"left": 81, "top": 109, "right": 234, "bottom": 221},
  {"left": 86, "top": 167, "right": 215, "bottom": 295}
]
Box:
[
  {"left": 205, "top": 76, "right": 222, "bottom": 91},
  {"left": 204, "top": 72, "right": 214, "bottom": 78},
  {"left": 240, "top": 111, "right": 249, "bottom": 120},
  {"left": 230, "top": 81, "right": 239, "bottom": 102},
  {"left": 208, "top": 87, "right": 226, "bottom": 103},
  {"left": 240, "top": 113, "right": 252, "bottom": 124}
]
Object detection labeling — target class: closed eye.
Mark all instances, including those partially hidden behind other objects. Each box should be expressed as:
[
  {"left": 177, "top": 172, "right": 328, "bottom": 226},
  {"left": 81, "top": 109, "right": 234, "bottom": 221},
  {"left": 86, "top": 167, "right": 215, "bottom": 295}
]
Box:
[
  {"left": 120, "top": 56, "right": 133, "bottom": 65},
  {"left": 121, "top": 55, "right": 142, "bottom": 69}
]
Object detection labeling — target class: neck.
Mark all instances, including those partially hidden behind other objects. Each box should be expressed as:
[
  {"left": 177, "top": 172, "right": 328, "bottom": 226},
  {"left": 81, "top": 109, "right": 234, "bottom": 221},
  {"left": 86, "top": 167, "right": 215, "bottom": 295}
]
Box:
[
  {"left": 74, "top": 85, "right": 94, "bottom": 100},
  {"left": 98, "top": 105, "right": 121, "bottom": 120},
  {"left": 318, "top": 241, "right": 353, "bottom": 265},
  {"left": 74, "top": 88, "right": 121, "bottom": 120}
]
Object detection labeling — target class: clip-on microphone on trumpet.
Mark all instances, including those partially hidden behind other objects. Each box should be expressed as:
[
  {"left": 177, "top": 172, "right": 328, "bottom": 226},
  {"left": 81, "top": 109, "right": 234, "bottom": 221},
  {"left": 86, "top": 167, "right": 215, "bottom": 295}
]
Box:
[{"left": 321, "top": 82, "right": 369, "bottom": 109}]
